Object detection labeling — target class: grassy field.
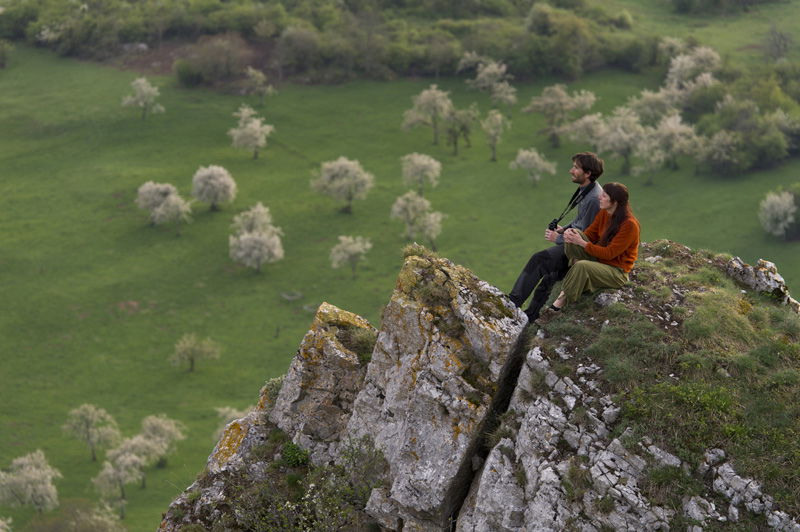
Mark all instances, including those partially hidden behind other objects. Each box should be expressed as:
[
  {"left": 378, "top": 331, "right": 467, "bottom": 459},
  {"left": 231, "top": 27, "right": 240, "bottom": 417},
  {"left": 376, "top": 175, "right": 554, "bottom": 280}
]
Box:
[{"left": 1, "top": 39, "right": 799, "bottom": 530}]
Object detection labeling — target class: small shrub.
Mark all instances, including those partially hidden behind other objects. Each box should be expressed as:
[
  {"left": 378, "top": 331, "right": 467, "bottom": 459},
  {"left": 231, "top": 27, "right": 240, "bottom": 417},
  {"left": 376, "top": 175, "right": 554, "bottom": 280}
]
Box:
[
  {"left": 562, "top": 456, "right": 592, "bottom": 503},
  {"left": 336, "top": 326, "right": 378, "bottom": 365},
  {"left": 282, "top": 442, "right": 309, "bottom": 467},
  {"left": 594, "top": 494, "right": 615, "bottom": 514}
]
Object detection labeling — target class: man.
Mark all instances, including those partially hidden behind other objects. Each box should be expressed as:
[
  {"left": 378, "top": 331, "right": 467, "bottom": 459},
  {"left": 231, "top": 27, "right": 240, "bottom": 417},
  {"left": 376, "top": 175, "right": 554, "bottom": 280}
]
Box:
[{"left": 508, "top": 152, "right": 604, "bottom": 322}]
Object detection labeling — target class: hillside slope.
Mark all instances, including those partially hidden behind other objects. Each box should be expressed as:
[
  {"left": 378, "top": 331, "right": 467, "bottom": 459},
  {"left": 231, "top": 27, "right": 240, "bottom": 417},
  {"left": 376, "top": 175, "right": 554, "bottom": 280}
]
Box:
[{"left": 159, "top": 240, "right": 800, "bottom": 530}]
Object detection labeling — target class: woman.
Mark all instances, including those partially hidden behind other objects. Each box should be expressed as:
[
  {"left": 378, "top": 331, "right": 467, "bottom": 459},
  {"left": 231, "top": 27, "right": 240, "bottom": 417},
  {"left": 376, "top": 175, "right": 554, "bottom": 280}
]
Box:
[{"left": 544, "top": 182, "right": 639, "bottom": 314}]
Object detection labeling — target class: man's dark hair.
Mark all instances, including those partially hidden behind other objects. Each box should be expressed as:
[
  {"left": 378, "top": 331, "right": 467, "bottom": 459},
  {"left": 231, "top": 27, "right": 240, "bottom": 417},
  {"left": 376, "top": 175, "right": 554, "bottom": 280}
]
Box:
[{"left": 572, "top": 152, "right": 604, "bottom": 182}]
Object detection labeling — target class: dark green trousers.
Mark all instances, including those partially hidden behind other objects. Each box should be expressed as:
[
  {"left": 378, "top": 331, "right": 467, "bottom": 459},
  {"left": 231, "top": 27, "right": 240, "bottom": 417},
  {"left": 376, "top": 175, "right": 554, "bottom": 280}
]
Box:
[{"left": 562, "top": 232, "right": 628, "bottom": 303}]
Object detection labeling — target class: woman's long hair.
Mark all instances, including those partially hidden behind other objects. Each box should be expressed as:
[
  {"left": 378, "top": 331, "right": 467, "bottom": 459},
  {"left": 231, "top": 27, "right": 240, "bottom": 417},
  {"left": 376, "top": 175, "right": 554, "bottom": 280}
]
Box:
[{"left": 600, "top": 182, "right": 632, "bottom": 246}]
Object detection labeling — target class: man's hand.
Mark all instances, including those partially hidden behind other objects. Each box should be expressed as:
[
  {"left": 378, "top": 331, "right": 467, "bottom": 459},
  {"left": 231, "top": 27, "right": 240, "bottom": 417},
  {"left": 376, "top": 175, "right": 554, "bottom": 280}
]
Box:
[{"left": 544, "top": 229, "right": 559, "bottom": 242}]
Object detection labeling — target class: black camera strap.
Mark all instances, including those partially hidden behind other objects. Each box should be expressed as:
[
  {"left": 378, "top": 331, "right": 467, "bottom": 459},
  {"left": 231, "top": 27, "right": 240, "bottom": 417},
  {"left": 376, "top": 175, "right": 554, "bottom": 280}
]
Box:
[{"left": 553, "top": 182, "right": 596, "bottom": 227}]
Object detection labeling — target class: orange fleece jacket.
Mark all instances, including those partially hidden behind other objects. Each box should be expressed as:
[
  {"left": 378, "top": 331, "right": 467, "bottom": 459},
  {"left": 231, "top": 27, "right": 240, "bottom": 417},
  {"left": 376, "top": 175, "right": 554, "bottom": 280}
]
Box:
[{"left": 582, "top": 210, "right": 640, "bottom": 273}]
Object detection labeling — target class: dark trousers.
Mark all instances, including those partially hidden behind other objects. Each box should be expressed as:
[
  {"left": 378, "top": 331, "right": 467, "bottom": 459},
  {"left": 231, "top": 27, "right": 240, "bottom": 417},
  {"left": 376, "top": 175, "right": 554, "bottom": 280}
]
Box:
[{"left": 509, "top": 245, "right": 569, "bottom": 318}]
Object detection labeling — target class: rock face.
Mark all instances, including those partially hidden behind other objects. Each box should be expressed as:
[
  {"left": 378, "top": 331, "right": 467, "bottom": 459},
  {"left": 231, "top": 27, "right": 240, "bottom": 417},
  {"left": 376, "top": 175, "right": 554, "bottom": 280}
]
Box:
[
  {"left": 343, "top": 253, "right": 527, "bottom": 530},
  {"left": 726, "top": 257, "right": 800, "bottom": 313},
  {"left": 160, "top": 248, "right": 800, "bottom": 532},
  {"left": 269, "top": 301, "right": 374, "bottom": 465}
]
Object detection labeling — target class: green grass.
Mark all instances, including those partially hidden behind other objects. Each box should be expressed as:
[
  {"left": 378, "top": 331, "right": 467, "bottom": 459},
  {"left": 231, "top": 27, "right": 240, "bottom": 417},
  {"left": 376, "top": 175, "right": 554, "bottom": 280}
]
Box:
[{"left": 1, "top": 36, "right": 800, "bottom": 529}]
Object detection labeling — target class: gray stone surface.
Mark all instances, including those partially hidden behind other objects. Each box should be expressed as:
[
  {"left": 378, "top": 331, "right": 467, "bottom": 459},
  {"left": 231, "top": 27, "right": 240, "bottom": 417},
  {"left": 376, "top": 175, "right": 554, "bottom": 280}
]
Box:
[{"left": 268, "top": 302, "right": 373, "bottom": 465}]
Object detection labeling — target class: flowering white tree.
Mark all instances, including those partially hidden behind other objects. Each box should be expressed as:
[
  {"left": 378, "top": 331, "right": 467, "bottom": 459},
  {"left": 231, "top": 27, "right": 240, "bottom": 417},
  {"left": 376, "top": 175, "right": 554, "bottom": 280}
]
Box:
[
  {"left": 228, "top": 104, "right": 275, "bottom": 159},
  {"left": 481, "top": 110, "right": 510, "bottom": 162},
  {"left": 229, "top": 230, "right": 284, "bottom": 271},
  {"left": 391, "top": 191, "right": 431, "bottom": 239},
  {"left": 759, "top": 190, "right": 797, "bottom": 238},
  {"left": 417, "top": 210, "right": 446, "bottom": 251},
  {"left": 169, "top": 333, "right": 221, "bottom": 372},
  {"left": 121, "top": 77, "right": 164, "bottom": 120},
  {"left": 311, "top": 157, "right": 374, "bottom": 214},
  {"left": 65, "top": 503, "right": 121, "bottom": 531},
  {"left": 108, "top": 435, "right": 164, "bottom": 489},
  {"left": 135, "top": 181, "right": 177, "bottom": 225},
  {"left": 461, "top": 56, "right": 518, "bottom": 109},
  {"left": 245, "top": 66, "right": 276, "bottom": 106},
  {"left": 665, "top": 46, "right": 720, "bottom": 90},
  {"left": 595, "top": 106, "right": 644, "bottom": 175},
  {"left": 509, "top": 148, "right": 557, "bottom": 185},
  {"left": 63, "top": 404, "right": 121, "bottom": 462},
  {"left": 93, "top": 452, "right": 145, "bottom": 519},
  {"left": 330, "top": 235, "right": 373, "bottom": 279},
  {"left": 191, "top": 165, "right": 237, "bottom": 210},
  {"left": 402, "top": 84, "right": 454, "bottom": 145},
  {"left": 401, "top": 153, "right": 441, "bottom": 195},
  {"left": 231, "top": 202, "right": 277, "bottom": 235},
  {"left": 0, "top": 450, "right": 62, "bottom": 514},
  {"left": 141, "top": 414, "right": 186, "bottom": 458},
  {"left": 694, "top": 130, "right": 741, "bottom": 173},
  {"left": 0, "top": 516, "right": 10, "bottom": 532},
  {"left": 561, "top": 112, "right": 604, "bottom": 152},
  {"left": 152, "top": 193, "right": 192, "bottom": 234},
  {"left": 627, "top": 89, "right": 679, "bottom": 126},
  {"left": 633, "top": 113, "right": 699, "bottom": 183},
  {"left": 523, "top": 84, "right": 596, "bottom": 147}
]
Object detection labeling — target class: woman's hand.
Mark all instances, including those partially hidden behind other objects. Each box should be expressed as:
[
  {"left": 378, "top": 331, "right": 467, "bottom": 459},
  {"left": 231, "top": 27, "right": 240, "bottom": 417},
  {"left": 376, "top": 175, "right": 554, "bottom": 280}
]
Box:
[{"left": 563, "top": 228, "right": 587, "bottom": 247}]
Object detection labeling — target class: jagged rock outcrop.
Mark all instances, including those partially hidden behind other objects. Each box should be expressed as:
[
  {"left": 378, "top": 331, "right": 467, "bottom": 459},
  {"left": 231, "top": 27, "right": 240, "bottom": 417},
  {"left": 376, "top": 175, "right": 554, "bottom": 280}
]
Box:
[
  {"left": 160, "top": 245, "right": 800, "bottom": 532},
  {"left": 726, "top": 257, "right": 800, "bottom": 313},
  {"left": 269, "top": 302, "right": 375, "bottom": 465},
  {"left": 343, "top": 253, "right": 527, "bottom": 530}
]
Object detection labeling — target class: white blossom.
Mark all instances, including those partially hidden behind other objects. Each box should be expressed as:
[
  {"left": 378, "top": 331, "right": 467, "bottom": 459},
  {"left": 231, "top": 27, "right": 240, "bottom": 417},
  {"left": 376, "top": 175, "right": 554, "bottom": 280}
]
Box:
[
  {"left": 229, "top": 230, "right": 284, "bottom": 271},
  {"left": 311, "top": 157, "right": 374, "bottom": 214},
  {"left": 152, "top": 193, "right": 192, "bottom": 231},
  {"left": 759, "top": 190, "right": 797, "bottom": 238},
  {"left": 231, "top": 202, "right": 278, "bottom": 235},
  {"left": 228, "top": 104, "right": 275, "bottom": 159},
  {"left": 481, "top": 110, "right": 511, "bottom": 162},
  {"left": 509, "top": 148, "right": 556, "bottom": 185},
  {"left": 401, "top": 153, "right": 441, "bottom": 194},
  {"left": 391, "top": 191, "right": 431, "bottom": 239},
  {"left": 330, "top": 235, "right": 372, "bottom": 279},
  {"left": 121, "top": 77, "right": 164, "bottom": 120},
  {"left": 169, "top": 333, "right": 221, "bottom": 372},
  {"left": 402, "top": 85, "right": 454, "bottom": 145},
  {"left": 63, "top": 404, "right": 121, "bottom": 462},
  {"left": 0, "top": 450, "right": 62, "bottom": 514},
  {"left": 191, "top": 165, "right": 237, "bottom": 210}
]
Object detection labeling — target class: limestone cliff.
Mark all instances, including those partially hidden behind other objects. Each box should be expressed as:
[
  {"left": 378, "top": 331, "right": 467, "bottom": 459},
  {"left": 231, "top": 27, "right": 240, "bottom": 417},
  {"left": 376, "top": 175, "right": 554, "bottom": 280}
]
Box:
[{"left": 160, "top": 243, "right": 800, "bottom": 532}]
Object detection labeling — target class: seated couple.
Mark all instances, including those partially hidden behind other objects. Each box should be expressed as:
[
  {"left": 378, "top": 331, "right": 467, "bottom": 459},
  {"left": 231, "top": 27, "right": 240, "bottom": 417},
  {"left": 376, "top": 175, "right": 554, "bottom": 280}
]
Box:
[{"left": 508, "top": 152, "right": 640, "bottom": 323}]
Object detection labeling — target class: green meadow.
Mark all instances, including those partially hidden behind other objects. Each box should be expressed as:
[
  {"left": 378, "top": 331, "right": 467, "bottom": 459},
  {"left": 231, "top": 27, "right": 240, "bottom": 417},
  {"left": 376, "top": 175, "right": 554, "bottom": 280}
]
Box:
[{"left": 1, "top": 39, "right": 799, "bottom": 530}]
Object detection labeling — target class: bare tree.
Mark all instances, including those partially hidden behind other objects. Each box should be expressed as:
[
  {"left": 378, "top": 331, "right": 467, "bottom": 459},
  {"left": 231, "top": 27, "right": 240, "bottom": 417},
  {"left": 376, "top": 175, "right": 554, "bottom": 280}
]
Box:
[
  {"left": 121, "top": 78, "right": 164, "bottom": 120},
  {"left": 509, "top": 148, "right": 557, "bottom": 185},
  {"left": 169, "top": 334, "right": 221, "bottom": 372},
  {"left": 0, "top": 450, "right": 62, "bottom": 514},
  {"left": 401, "top": 153, "right": 441, "bottom": 195},
  {"left": 63, "top": 404, "right": 121, "bottom": 462},
  {"left": 330, "top": 236, "right": 373, "bottom": 279},
  {"left": 443, "top": 104, "right": 479, "bottom": 156},
  {"left": 402, "top": 84, "right": 454, "bottom": 145},
  {"left": 228, "top": 104, "right": 275, "bottom": 159},
  {"left": 481, "top": 110, "right": 510, "bottom": 162},
  {"left": 191, "top": 165, "right": 237, "bottom": 211},
  {"left": 759, "top": 190, "right": 797, "bottom": 238},
  {"left": 523, "top": 84, "right": 596, "bottom": 147},
  {"left": 311, "top": 157, "right": 374, "bottom": 214}
]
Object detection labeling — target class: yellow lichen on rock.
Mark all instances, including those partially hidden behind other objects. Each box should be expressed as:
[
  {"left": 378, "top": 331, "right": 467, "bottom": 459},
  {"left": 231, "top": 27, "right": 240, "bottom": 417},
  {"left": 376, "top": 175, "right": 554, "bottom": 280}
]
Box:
[
  {"left": 314, "top": 301, "right": 373, "bottom": 331},
  {"left": 210, "top": 419, "right": 248, "bottom": 469}
]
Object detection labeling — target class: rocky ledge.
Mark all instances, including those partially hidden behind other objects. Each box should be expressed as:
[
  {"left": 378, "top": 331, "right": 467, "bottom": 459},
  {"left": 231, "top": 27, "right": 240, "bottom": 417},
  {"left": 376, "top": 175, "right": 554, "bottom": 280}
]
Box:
[{"left": 160, "top": 244, "right": 799, "bottom": 531}]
